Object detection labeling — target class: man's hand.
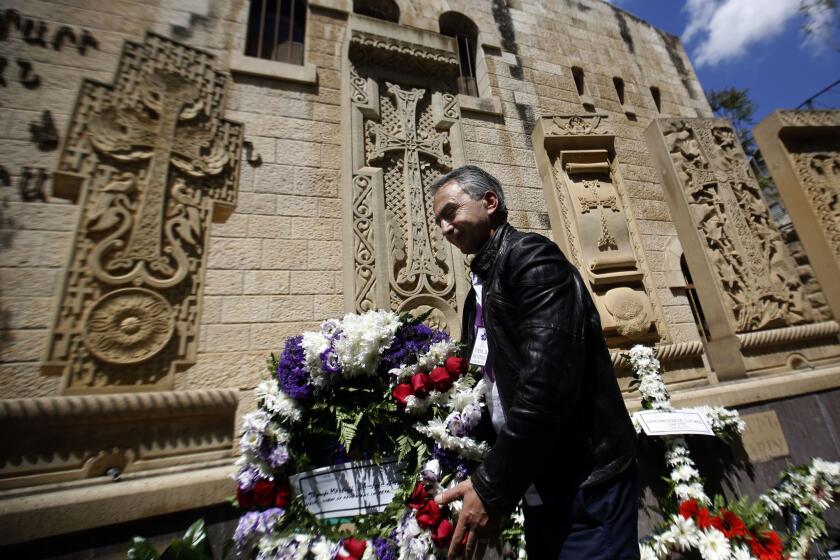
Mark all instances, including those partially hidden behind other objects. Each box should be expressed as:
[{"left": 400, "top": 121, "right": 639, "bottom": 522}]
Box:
[{"left": 435, "top": 479, "right": 501, "bottom": 559}]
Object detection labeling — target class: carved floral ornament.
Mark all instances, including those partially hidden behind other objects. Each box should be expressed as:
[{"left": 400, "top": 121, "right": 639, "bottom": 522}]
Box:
[
  {"left": 44, "top": 33, "right": 242, "bottom": 393},
  {"left": 547, "top": 115, "right": 611, "bottom": 136},
  {"left": 662, "top": 119, "right": 812, "bottom": 333}
]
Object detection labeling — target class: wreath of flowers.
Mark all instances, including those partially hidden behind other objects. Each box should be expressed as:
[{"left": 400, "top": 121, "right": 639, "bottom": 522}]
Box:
[
  {"left": 231, "top": 310, "right": 526, "bottom": 560},
  {"left": 628, "top": 345, "right": 840, "bottom": 560}
]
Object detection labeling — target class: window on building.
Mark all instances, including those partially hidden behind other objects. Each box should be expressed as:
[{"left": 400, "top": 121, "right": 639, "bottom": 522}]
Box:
[
  {"left": 245, "top": 0, "right": 307, "bottom": 65},
  {"left": 439, "top": 12, "right": 479, "bottom": 97},
  {"left": 353, "top": 0, "right": 399, "bottom": 23},
  {"left": 650, "top": 86, "right": 662, "bottom": 113},
  {"left": 572, "top": 66, "right": 586, "bottom": 96},
  {"left": 681, "top": 255, "right": 710, "bottom": 342},
  {"left": 613, "top": 77, "right": 625, "bottom": 105}
]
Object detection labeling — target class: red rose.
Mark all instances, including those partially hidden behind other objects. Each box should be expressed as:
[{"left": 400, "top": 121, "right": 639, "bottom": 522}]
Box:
[
  {"left": 431, "top": 518, "right": 454, "bottom": 547},
  {"left": 411, "top": 373, "right": 433, "bottom": 398},
  {"left": 678, "top": 499, "right": 699, "bottom": 519},
  {"left": 750, "top": 530, "right": 783, "bottom": 560},
  {"left": 429, "top": 366, "right": 454, "bottom": 391},
  {"left": 252, "top": 479, "right": 276, "bottom": 508},
  {"left": 236, "top": 485, "right": 255, "bottom": 509},
  {"left": 712, "top": 509, "right": 748, "bottom": 539},
  {"left": 444, "top": 357, "right": 468, "bottom": 378},
  {"left": 407, "top": 482, "right": 430, "bottom": 510},
  {"left": 274, "top": 479, "right": 291, "bottom": 508},
  {"left": 416, "top": 499, "right": 443, "bottom": 528},
  {"left": 392, "top": 383, "right": 413, "bottom": 405},
  {"left": 340, "top": 537, "right": 367, "bottom": 560},
  {"left": 696, "top": 507, "right": 713, "bottom": 529}
]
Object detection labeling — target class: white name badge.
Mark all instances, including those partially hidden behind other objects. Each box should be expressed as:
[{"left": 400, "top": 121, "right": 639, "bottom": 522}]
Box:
[
  {"left": 470, "top": 327, "right": 489, "bottom": 367},
  {"left": 635, "top": 410, "right": 715, "bottom": 436},
  {"left": 289, "top": 459, "right": 404, "bottom": 519}
]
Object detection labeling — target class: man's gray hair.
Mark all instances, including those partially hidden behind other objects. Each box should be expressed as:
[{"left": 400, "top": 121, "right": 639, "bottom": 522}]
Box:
[{"left": 430, "top": 165, "right": 508, "bottom": 222}]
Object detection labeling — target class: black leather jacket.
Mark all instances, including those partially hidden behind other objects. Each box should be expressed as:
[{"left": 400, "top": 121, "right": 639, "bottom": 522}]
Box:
[{"left": 462, "top": 223, "right": 636, "bottom": 514}]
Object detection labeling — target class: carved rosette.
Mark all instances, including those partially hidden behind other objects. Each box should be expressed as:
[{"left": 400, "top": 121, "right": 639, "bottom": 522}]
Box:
[
  {"left": 347, "top": 30, "right": 466, "bottom": 336},
  {"left": 44, "top": 33, "right": 243, "bottom": 393},
  {"left": 662, "top": 119, "right": 812, "bottom": 333}
]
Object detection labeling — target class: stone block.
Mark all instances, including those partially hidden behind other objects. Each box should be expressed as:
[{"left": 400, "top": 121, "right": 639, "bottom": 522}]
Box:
[
  {"left": 247, "top": 215, "right": 292, "bottom": 238},
  {"left": 236, "top": 192, "right": 277, "bottom": 215},
  {"left": 275, "top": 139, "right": 321, "bottom": 167},
  {"left": 269, "top": 295, "right": 314, "bottom": 321},
  {"left": 183, "top": 351, "right": 266, "bottom": 390},
  {"left": 307, "top": 240, "right": 342, "bottom": 270},
  {"left": 289, "top": 217, "right": 338, "bottom": 240},
  {"left": 277, "top": 195, "right": 319, "bottom": 217},
  {"left": 204, "top": 270, "right": 244, "bottom": 295},
  {"left": 249, "top": 321, "right": 322, "bottom": 351},
  {"left": 290, "top": 271, "right": 335, "bottom": 294},
  {"left": 314, "top": 295, "right": 344, "bottom": 319},
  {"left": 211, "top": 213, "right": 249, "bottom": 238},
  {"left": 221, "top": 296, "right": 272, "bottom": 323},
  {"left": 243, "top": 271, "right": 291, "bottom": 295},
  {"left": 0, "top": 328, "right": 46, "bottom": 363},
  {"left": 294, "top": 167, "right": 340, "bottom": 198},
  {"left": 0, "top": 297, "right": 52, "bottom": 329},
  {"left": 202, "top": 324, "right": 251, "bottom": 353},
  {"left": 0, "top": 268, "right": 59, "bottom": 297},
  {"left": 253, "top": 163, "right": 297, "bottom": 195},
  {"left": 261, "top": 239, "right": 308, "bottom": 269},
  {"left": 207, "top": 238, "right": 262, "bottom": 270},
  {"left": 0, "top": 363, "right": 60, "bottom": 399},
  {"left": 319, "top": 199, "right": 342, "bottom": 218}
]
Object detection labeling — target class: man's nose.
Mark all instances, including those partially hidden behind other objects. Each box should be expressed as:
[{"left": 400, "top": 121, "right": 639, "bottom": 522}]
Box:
[{"left": 439, "top": 219, "right": 454, "bottom": 236}]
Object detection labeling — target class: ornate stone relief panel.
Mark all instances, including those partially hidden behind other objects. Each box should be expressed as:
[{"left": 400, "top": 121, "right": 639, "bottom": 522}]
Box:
[
  {"left": 659, "top": 119, "right": 812, "bottom": 334},
  {"left": 43, "top": 33, "right": 243, "bottom": 393},
  {"left": 345, "top": 29, "right": 469, "bottom": 336},
  {"left": 754, "top": 110, "right": 840, "bottom": 322},
  {"left": 536, "top": 115, "right": 663, "bottom": 344}
]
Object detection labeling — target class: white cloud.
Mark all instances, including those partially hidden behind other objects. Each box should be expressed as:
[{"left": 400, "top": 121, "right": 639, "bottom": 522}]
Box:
[{"left": 681, "top": 0, "right": 801, "bottom": 67}]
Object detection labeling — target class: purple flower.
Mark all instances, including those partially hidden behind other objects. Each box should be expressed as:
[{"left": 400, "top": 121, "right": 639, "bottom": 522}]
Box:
[
  {"left": 277, "top": 335, "right": 312, "bottom": 400},
  {"left": 233, "top": 508, "right": 285, "bottom": 551},
  {"left": 236, "top": 466, "right": 259, "bottom": 491},
  {"left": 379, "top": 322, "right": 449, "bottom": 375},
  {"left": 372, "top": 537, "right": 398, "bottom": 560},
  {"left": 445, "top": 412, "right": 466, "bottom": 437},
  {"left": 319, "top": 346, "right": 341, "bottom": 376},
  {"left": 266, "top": 443, "right": 290, "bottom": 469}
]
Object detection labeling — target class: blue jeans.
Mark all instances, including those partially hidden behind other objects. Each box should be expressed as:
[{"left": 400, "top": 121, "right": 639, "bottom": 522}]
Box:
[{"left": 523, "top": 464, "right": 639, "bottom": 559}]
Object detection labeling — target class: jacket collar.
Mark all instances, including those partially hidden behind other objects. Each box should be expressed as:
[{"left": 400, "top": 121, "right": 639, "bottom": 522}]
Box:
[{"left": 470, "top": 222, "right": 511, "bottom": 279}]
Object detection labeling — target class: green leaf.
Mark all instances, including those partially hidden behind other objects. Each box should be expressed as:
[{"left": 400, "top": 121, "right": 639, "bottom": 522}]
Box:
[
  {"left": 182, "top": 519, "right": 209, "bottom": 551},
  {"left": 128, "top": 537, "right": 161, "bottom": 560}
]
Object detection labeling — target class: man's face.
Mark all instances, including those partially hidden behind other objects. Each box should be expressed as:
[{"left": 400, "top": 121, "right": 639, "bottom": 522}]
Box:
[{"left": 432, "top": 180, "right": 497, "bottom": 255}]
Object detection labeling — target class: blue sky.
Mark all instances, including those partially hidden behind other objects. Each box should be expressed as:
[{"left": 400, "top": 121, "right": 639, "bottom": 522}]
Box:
[{"left": 612, "top": 0, "right": 840, "bottom": 123}]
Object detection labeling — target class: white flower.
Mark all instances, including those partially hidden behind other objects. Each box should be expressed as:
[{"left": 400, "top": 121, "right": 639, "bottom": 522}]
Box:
[
  {"left": 731, "top": 544, "right": 756, "bottom": 560},
  {"left": 639, "top": 544, "right": 658, "bottom": 560},
  {"left": 422, "top": 459, "right": 442, "bottom": 483},
  {"left": 334, "top": 310, "right": 399, "bottom": 377},
  {"left": 256, "top": 378, "right": 302, "bottom": 423},
  {"left": 650, "top": 534, "right": 670, "bottom": 559},
  {"left": 405, "top": 395, "right": 432, "bottom": 414},
  {"left": 243, "top": 410, "right": 271, "bottom": 434},
  {"left": 696, "top": 528, "right": 731, "bottom": 560},
  {"left": 301, "top": 331, "right": 330, "bottom": 387},
  {"left": 240, "top": 430, "right": 262, "bottom": 452},
  {"left": 812, "top": 458, "right": 840, "bottom": 482},
  {"left": 672, "top": 464, "right": 700, "bottom": 483},
  {"left": 662, "top": 514, "right": 698, "bottom": 552},
  {"left": 414, "top": 420, "right": 490, "bottom": 461}
]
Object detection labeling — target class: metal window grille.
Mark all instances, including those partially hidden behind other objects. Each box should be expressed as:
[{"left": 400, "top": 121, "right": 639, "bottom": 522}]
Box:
[
  {"left": 454, "top": 34, "right": 478, "bottom": 96},
  {"left": 245, "top": 0, "right": 306, "bottom": 65}
]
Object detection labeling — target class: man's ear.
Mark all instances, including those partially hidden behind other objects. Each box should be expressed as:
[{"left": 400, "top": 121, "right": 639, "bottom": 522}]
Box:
[{"left": 483, "top": 191, "right": 500, "bottom": 217}]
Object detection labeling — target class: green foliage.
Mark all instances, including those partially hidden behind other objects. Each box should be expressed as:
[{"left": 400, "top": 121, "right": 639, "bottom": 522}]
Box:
[
  {"left": 800, "top": 0, "right": 840, "bottom": 52},
  {"left": 128, "top": 519, "right": 214, "bottom": 560},
  {"left": 706, "top": 87, "right": 758, "bottom": 156}
]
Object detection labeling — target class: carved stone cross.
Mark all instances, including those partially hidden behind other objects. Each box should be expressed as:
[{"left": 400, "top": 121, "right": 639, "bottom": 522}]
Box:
[
  {"left": 87, "top": 70, "right": 228, "bottom": 288},
  {"left": 45, "top": 33, "right": 242, "bottom": 393},
  {"left": 578, "top": 179, "right": 619, "bottom": 250},
  {"left": 369, "top": 82, "right": 450, "bottom": 285}
]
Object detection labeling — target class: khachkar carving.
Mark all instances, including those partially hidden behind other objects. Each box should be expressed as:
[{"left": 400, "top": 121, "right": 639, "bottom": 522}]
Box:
[
  {"left": 658, "top": 119, "right": 812, "bottom": 334},
  {"left": 534, "top": 115, "right": 662, "bottom": 342},
  {"left": 43, "top": 33, "right": 243, "bottom": 393},
  {"left": 755, "top": 110, "right": 840, "bottom": 321},
  {"left": 346, "top": 32, "right": 468, "bottom": 336}
]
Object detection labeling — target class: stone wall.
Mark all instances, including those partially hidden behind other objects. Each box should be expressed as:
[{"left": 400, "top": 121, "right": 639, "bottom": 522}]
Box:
[{"left": 0, "top": 0, "right": 710, "bottom": 400}]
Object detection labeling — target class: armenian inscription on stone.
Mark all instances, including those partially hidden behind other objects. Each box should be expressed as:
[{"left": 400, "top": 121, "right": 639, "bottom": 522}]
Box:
[{"left": 42, "top": 33, "right": 243, "bottom": 393}]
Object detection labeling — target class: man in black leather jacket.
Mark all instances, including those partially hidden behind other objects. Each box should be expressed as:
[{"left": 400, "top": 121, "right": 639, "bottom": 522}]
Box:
[{"left": 432, "top": 166, "right": 638, "bottom": 559}]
